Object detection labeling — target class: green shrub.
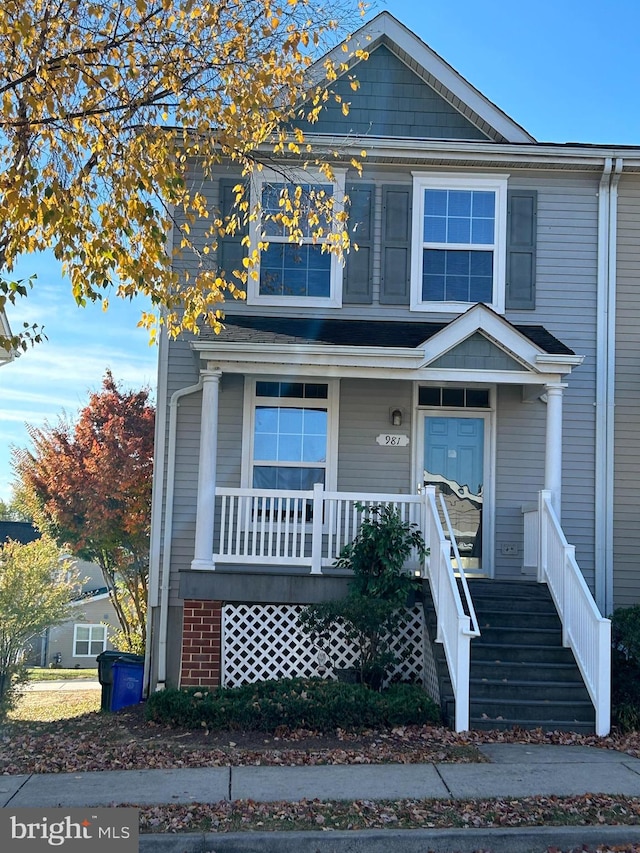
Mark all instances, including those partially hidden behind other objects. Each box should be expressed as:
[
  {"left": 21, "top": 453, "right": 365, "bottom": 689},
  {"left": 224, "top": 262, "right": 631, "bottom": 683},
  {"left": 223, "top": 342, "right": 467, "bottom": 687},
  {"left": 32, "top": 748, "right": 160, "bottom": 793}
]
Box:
[
  {"left": 145, "top": 678, "right": 440, "bottom": 732},
  {"left": 611, "top": 605, "right": 640, "bottom": 731},
  {"left": 299, "top": 504, "right": 427, "bottom": 689},
  {"left": 381, "top": 683, "right": 441, "bottom": 726}
]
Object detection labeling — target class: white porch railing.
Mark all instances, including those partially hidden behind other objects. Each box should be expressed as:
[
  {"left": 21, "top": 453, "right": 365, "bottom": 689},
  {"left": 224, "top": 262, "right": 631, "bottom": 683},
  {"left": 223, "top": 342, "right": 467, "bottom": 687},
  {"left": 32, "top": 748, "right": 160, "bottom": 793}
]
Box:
[
  {"left": 214, "top": 484, "right": 424, "bottom": 574},
  {"left": 423, "top": 485, "right": 480, "bottom": 732},
  {"left": 523, "top": 490, "right": 611, "bottom": 737}
]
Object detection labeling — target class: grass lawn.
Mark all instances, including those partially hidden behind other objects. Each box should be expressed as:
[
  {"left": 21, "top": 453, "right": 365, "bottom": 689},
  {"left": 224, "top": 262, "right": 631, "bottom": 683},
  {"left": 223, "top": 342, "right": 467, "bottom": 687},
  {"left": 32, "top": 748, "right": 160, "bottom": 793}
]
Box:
[
  {"left": 26, "top": 667, "right": 98, "bottom": 681},
  {"left": 9, "top": 689, "right": 100, "bottom": 722}
]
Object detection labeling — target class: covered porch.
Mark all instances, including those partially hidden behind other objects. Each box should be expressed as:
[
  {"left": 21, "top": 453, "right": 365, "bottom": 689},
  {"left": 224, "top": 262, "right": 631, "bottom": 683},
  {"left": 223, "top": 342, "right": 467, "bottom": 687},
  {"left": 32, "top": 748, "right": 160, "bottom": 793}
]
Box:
[
  {"left": 190, "top": 304, "right": 583, "bottom": 577},
  {"left": 178, "top": 306, "right": 609, "bottom": 735}
]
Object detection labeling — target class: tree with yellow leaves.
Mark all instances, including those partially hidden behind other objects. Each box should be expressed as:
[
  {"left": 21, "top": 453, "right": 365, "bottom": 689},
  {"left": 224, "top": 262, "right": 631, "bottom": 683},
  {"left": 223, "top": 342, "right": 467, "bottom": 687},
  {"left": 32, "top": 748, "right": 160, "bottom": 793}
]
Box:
[{"left": 0, "top": 0, "right": 367, "bottom": 351}]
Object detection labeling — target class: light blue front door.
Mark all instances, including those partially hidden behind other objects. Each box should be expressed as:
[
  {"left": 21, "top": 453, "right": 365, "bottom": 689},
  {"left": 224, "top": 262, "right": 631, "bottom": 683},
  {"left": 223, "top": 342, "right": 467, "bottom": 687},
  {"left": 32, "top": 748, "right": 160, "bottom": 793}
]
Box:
[{"left": 424, "top": 416, "right": 484, "bottom": 570}]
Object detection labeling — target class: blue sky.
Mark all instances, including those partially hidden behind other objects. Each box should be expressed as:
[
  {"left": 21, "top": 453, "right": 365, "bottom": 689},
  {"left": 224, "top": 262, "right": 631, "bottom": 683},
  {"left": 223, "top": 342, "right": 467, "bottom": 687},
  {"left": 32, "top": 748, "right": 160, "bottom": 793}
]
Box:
[{"left": 1, "top": 0, "right": 639, "bottom": 501}]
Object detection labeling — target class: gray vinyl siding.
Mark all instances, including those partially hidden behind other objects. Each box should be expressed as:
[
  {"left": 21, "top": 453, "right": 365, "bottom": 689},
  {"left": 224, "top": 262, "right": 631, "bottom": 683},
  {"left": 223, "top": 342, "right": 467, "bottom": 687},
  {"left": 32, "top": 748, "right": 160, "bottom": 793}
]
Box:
[
  {"left": 161, "top": 336, "right": 200, "bottom": 607},
  {"left": 295, "top": 45, "right": 489, "bottom": 141},
  {"left": 494, "top": 386, "right": 546, "bottom": 578},
  {"left": 218, "top": 374, "right": 244, "bottom": 487},
  {"left": 431, "top": 333, "right": 524, "bottom": 371},
  {"left": 337, "top": 379, "right": 413, "bottom": 493},
  {"left": 162, "top": 167, "right": 599, "bottom": 592},
  {"left": 614, "top": 174, "right": 640, "bottom": 608},
  {"left": 505, "top": 174, "right": 598, "bottom": 588}
]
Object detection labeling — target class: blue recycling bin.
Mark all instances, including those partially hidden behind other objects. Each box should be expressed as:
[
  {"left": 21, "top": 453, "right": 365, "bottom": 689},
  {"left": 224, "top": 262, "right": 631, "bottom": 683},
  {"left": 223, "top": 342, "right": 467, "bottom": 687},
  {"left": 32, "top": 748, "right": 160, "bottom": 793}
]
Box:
[
  {"left": 97, "top": 651, "right": 144, "bottom": 711},
  {"left": 110, "top": 658, "right": 144, "bottom": 711}
]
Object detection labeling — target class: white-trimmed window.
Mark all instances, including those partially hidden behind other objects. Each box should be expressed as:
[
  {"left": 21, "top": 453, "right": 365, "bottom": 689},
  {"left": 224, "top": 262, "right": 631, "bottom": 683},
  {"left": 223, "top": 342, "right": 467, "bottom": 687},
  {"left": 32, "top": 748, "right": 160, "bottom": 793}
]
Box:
[
  {"left": 243, "top": 379, "right": 338, "bottom": 491},
  {"left": 411, "top": 173, "right": 508, "bottom": 313},
  {"left": 247, "top": 170, "right": 345, "bottom": 308},
  {"left": 73, "top": 623, "right": 107, "bottom": 657}
]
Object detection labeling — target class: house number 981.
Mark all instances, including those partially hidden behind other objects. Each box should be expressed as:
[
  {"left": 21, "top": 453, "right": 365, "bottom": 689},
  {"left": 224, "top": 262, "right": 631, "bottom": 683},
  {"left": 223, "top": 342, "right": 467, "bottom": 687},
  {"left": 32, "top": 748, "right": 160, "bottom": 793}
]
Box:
[{"left": 376, "top": 433, "right": 410, "bottom": 447}]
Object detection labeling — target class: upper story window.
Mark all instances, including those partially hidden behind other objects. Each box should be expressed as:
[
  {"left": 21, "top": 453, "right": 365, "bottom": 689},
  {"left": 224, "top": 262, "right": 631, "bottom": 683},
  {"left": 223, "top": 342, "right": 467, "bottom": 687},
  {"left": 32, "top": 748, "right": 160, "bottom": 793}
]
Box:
[
  {"left": 247, "top": 171, "right": 346, "bottom": 308},
  {"left": 411, "top": 174, "right": 508, "bottom": 314}
]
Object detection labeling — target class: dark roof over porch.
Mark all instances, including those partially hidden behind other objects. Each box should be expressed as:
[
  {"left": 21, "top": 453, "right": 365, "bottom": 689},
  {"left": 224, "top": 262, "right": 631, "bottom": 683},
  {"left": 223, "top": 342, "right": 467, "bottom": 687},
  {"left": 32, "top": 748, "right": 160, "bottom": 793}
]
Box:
[{"left": 211, "top": 315, "right": 575, "bottom": 356}]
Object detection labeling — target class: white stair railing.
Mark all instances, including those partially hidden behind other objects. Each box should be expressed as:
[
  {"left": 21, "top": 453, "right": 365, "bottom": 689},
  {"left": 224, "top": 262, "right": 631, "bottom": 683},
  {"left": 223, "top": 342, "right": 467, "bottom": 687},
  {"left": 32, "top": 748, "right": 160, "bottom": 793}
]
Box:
[
  {"left": 536, "top": 489, "right": 611, "bottom": 737},
  {"left": 422, "top": 485, "right": 480, "bottom": 732}
]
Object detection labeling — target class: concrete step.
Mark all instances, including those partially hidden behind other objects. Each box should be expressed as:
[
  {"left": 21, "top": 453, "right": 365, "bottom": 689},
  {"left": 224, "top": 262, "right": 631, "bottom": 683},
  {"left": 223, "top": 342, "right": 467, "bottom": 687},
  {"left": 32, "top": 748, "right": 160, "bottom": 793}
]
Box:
[
  {"left": 469, "top": 697, "right": 595, "bottom": 724},
  {"left": 468, "top": 678, "right": 591, "bottom": 703},
  {"left": 469, "top": 659, "right": 585, "bottom": 682},
  {"left": 470, "top": 641, "right": 576, "bottom": 664},
  {"left": 476, "top": 610, "right": 561, "bottom": 629},
  {"left": 474, "top": 626, "right": 563, "bottom": 647}
]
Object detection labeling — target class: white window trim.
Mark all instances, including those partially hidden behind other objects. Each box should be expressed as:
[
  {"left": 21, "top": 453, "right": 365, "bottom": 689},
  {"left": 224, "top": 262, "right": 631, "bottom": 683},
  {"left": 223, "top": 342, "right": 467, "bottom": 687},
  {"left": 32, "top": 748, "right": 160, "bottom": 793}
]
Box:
[
  {"left": 241, "top": 378, "right": 339, "bottom": 492},
  {"left": 73, "top": 623, "right": 107, "bottom": 657},
  {"left": 410, "top": 172, "right": 508, "bottom": 315},
  {"left": 247, "top": 168, "right": 346, "bottom": 308}
]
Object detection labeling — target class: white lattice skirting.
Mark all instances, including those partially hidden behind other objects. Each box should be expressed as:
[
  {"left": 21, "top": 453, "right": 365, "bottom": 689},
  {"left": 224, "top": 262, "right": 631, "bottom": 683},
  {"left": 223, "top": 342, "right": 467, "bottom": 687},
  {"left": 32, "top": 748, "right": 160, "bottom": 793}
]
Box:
[{"left": 221, "top": 603, "right": 427, "bottom": 689}]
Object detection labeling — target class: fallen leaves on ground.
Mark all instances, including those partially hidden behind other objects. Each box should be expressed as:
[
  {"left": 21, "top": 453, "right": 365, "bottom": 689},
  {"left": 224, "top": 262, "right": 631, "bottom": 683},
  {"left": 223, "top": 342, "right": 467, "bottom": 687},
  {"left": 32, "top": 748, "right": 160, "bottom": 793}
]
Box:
[
  {"left": 134, "top": 794, "right": 640, "bottom": 835},
  {"left": 4, "top": 696, "right": 640, "bottom": 776},
  {"left": 6, "top": 691, "right": 640, "bottom": 846}
]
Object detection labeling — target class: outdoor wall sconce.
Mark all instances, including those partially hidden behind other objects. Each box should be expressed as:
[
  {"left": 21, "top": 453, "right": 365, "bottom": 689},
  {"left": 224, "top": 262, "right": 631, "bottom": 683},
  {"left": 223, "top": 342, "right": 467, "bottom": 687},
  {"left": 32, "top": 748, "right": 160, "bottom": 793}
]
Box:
[{"left": 391, "top": 408, "right": 403, "bottom": 427}]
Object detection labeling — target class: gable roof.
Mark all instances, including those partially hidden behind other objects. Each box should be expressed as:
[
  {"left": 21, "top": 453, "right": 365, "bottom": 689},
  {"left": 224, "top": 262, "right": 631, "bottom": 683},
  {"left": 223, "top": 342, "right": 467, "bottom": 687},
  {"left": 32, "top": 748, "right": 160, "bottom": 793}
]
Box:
[{"left": 310, "top": 12, "right": 535, "bottom": 144}]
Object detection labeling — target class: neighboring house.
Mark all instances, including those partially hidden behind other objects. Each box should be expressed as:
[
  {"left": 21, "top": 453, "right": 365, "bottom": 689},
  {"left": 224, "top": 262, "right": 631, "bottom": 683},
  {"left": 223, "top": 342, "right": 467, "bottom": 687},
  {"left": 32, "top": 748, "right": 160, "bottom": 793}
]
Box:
[
  {"left": 0, "top": 308, "right": 14, "bottom": 366},
  {"left": 0, "top": 523, "right": 119, "bottom": 668},
  {"left": 145, "top": 12, "right": 639, "bottom": 734},
  {"left": 40, "top": 560, "right": 120, "bottom": 670}
]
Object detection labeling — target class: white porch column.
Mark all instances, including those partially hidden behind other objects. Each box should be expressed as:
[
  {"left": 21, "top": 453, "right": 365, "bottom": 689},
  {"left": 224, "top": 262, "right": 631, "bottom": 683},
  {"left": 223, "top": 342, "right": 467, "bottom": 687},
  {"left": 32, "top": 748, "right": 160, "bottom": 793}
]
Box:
[
  {"left": 544, "top": 382, "right": 565, "bottom": 519},
  {"left": 192, "top": 368, "right": 222, "bottom": 570}
]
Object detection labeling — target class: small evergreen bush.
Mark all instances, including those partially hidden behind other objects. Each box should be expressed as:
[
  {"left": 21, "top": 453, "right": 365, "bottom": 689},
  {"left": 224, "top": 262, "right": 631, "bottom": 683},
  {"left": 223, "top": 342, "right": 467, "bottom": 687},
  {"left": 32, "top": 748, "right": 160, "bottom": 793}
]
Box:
[
  {"left": 611, "top": 605, "right": 640, "bottom": 731},
  {"left": 145, "top": 678, "right": 440, "bottom": 732},
  {"left": 299, "top": 504, "right": 427, "bottom": 689}
]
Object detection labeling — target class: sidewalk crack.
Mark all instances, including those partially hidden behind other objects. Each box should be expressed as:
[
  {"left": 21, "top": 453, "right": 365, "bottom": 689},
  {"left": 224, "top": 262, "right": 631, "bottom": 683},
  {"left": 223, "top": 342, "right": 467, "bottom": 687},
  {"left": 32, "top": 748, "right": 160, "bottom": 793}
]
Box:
[
  {"left": 227, "top": 766, "right": 232, "bottom": 801},
  {"left": 434, "top": 764, "right": 454, "bottom": 798},
  {"left": 4, "top": 774, "right": 33, "bottom": 806}
]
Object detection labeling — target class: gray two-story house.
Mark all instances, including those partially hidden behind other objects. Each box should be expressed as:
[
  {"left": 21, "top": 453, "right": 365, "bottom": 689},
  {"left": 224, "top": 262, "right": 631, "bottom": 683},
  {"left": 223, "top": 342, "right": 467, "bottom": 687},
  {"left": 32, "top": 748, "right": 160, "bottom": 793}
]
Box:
[{"left": 145, "top": 12, "right": 640, "bottom": 735}]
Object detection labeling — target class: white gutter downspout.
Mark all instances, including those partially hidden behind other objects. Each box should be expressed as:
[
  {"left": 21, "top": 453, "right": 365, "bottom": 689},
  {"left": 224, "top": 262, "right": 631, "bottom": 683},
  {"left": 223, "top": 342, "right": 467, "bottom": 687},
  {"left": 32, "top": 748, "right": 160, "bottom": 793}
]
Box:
[
  {"left": 154, "top": 377, "right": 203, "bottom": 691},
  {"left": 605, "top": 158, "right": 623, "bottom": 615},
  {"left": 594, "top": 158, "right": 612, "bottom": 614},
  {"left": 595, "top": 157, "right": 622, "bottom": 616}
]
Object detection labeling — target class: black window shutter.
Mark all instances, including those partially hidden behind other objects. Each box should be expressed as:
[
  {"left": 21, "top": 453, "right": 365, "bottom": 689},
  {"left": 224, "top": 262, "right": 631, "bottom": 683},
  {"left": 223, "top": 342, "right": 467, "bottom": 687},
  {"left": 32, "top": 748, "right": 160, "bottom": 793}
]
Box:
[
  {"left": 380, "top": 185, "right": 412, "bottom": 305},
  {"left": 218, "top": 179, "right": 248, "bottom": 277},
  {"left": 506, "top": 189, "right": 537, "bottom": 310},
  {"left": 343, "top": 183, "right": 374, "bottom": 304}
]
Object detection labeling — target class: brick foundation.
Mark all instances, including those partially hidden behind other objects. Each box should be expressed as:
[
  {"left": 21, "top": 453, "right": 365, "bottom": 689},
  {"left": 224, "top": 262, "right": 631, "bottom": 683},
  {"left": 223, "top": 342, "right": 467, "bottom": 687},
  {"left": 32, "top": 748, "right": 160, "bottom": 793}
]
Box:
[{"left": 179, "top": 600, "right": 222, "bottom": 687}]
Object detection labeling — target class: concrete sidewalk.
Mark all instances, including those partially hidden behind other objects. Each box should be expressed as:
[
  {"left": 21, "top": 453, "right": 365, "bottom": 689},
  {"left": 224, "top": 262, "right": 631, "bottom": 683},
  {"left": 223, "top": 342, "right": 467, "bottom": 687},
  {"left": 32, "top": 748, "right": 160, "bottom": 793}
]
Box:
[
  {"left": 21, "top": 678, "right": 101, "bottom": 692},
  {"left": 3, "top": 744, "right": 640, "bottom": 851}
]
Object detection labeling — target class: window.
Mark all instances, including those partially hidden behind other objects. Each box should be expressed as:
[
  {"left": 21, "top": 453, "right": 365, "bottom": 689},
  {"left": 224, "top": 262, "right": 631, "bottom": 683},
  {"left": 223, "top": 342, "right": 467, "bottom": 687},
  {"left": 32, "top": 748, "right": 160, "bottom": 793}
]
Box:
[
  {"left": 245, "top": 380, "right": 338, "bottom": 491},
  {"left": 411, "top": 174, "right": 508, "bottom": 313},
  {"left": 419, "top": 387, "right": 490, "bottom": 408},
  {"left": 73, "top": 623, "right": 107, "bottom": 657},
  {"left": 248, "top": 171, "right": 345, "bottom": 307}
]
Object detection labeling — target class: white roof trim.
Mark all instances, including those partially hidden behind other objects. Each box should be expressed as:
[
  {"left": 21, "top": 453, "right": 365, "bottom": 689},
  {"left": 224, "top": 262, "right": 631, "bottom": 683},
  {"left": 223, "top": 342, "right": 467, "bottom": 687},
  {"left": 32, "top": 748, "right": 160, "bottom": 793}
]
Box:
[
  {"left": 316, "top": 12, "right": 535, "bottom": 144},
  {"left": 419, "top": 304, "right": 582, "bottom": 376}
]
